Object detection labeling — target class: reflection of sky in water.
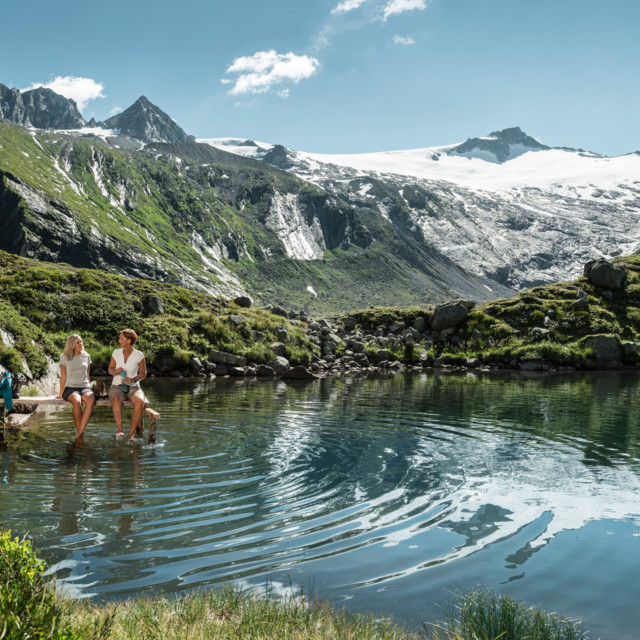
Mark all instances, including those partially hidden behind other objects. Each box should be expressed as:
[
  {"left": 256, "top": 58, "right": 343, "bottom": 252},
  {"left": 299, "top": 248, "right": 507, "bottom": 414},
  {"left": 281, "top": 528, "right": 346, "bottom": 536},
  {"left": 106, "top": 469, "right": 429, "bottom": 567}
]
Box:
[{"left": 1, "top": 373, "right": 639, "bottom": 638}]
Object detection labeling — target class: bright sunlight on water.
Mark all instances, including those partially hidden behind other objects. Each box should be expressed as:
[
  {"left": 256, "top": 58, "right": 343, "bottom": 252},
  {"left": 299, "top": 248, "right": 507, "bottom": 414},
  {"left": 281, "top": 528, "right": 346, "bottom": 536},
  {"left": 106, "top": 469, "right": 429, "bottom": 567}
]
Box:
[{"left": 1, "top": 371, "right": 639, "bottom": 639}]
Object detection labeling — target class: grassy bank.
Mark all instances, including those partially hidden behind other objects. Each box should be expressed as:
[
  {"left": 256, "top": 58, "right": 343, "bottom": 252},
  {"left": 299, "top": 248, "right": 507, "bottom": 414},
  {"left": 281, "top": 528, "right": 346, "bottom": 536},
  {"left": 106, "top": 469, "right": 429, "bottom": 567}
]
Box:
[
  {"left": 0, "top": 250, "right": 316, "bottom": 378},
  {"left": 337, "top": 254, "right": 640, "bottom": 369},
  {"left": 1, "top": 530, "right": 592, "bottom": 640}
]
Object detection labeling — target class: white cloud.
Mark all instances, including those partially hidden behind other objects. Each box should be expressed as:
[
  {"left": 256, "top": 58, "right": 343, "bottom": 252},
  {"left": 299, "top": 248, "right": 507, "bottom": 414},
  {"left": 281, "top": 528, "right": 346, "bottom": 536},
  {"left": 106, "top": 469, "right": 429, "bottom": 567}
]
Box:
[
  {"left": 22, "top": 76, "right": 105, "bottom": 111},
  {"left": 223, "top": 50, "right": 320, "bottom": 96},
  {"left": 382, "top": 0, "right": 427, "bottom": 21},
  {"left": 109, "top": 105, "right": 123, "bottom": 116},
  {"left": 393, "top": 34, "right": 416, "bottom": 46},
  {"left": 331, "top": 0, "right": 368, "bottom": 14}
]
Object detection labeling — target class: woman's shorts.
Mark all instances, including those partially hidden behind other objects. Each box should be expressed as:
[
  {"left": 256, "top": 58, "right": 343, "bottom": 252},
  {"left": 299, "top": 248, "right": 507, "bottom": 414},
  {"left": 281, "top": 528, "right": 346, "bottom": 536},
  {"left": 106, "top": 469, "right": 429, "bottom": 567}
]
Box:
[
  {"left": 108, "top": 384, "right": 143, "bottom": 400},
  {"left": 62, "top": 387, "right": 94, "bottom": 401}
]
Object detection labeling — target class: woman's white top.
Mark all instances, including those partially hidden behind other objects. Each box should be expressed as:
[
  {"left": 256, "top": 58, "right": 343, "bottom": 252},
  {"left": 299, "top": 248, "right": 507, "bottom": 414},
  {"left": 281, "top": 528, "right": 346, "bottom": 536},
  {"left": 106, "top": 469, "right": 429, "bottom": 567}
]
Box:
[
  {"left": 111, "top": 348, "right": 145, "bottom": 387},
  {"left": 59, "top": 351, "right": 91, "bottom": 388}
]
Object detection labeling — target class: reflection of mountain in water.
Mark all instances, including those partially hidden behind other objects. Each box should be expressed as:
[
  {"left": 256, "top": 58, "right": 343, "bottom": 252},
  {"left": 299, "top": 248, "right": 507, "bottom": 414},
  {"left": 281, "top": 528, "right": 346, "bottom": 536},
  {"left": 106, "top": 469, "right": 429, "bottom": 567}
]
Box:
[{"left": 1, "top": 372, "right": 639, "bottom": 622}]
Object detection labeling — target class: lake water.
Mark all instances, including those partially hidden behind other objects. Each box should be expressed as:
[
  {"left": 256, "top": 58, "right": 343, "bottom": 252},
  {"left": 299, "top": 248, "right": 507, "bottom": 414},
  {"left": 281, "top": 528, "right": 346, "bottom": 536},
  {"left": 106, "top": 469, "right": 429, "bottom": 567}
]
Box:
[{"left": 1, "top": 372, "right": 639, "bottom": 638}]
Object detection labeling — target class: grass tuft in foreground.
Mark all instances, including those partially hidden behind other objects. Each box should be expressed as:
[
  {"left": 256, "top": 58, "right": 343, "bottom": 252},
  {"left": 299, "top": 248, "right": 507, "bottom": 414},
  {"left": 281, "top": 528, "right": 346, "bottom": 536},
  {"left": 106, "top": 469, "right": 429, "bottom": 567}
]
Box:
[{"left": 426, "top": 588, "right": 590, "bottom": 640}]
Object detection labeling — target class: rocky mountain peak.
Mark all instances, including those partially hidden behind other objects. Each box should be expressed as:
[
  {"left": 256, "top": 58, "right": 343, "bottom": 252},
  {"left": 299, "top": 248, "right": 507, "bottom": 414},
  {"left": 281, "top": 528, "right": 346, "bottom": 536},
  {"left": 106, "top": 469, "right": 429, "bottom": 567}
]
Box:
[
  {"left": 102, "top": 95, "right": 194, "bottom": 144},
  {"left": 450, "top": 126, "right": 549, "bottom": 163},
  {"left": 0, "top": 82, "right": 85, "bottom": 130}
]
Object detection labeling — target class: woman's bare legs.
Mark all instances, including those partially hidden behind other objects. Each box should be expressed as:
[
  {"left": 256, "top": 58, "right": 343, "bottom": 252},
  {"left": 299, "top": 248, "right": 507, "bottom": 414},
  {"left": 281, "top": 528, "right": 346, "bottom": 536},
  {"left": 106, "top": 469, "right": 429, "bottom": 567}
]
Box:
[
  {"left": 68, "top": 392, "right": 95, "bottom": 440},
  {"left": 77, "top": 393, "right": 95, "bottom": 439},
  {"left": 128, "top": 392, "right": 145, "bottom": 440},
  {"left": 111, "top": 392, "right": 125, "bottom": 437}
]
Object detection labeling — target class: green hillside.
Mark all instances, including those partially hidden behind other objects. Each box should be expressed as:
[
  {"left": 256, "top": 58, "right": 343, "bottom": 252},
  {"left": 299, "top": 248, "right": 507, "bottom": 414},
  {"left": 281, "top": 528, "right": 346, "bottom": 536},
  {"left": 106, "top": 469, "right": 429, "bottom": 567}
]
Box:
[
  {"left": 0, "top": 250, "right": 315, "bottom": 378},
  {"left": 0, "top": 121, "right": 512, "bottom": 315}
]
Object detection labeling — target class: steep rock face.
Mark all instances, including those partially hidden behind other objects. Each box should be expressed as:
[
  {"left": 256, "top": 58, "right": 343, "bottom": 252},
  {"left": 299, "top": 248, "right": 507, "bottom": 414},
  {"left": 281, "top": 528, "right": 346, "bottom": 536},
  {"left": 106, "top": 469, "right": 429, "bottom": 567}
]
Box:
[
  {"left": 449, "top": 126, "right": 549, "bottom": 163},
  {"left": 0, "top": 83, "right": 85, "bottom": 129},
  {"left": 102, "top": 96, "right": 194, "bottom": 143}
]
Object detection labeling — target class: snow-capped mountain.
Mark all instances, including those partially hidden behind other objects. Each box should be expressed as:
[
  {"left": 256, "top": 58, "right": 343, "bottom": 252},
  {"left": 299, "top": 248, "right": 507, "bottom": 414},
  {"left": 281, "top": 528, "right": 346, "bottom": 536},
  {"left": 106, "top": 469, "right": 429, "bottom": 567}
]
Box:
[{"left": 201, "top": 129, "right": 640, "bottom": 289}]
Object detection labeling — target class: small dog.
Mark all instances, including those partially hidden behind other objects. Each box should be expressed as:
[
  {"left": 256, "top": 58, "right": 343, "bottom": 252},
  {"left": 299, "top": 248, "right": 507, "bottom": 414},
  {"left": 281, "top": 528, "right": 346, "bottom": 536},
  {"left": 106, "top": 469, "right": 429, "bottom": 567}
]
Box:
[{"left": 90, "top": 380, "right": 108, "bottom": 399}]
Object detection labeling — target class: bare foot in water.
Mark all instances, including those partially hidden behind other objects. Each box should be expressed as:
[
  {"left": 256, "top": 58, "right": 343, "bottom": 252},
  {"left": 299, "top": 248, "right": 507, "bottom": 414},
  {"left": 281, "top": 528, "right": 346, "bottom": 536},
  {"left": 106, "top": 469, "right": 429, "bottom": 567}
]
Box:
[{"left": 116, "top": 432, "right": 124, "bottom": 438}]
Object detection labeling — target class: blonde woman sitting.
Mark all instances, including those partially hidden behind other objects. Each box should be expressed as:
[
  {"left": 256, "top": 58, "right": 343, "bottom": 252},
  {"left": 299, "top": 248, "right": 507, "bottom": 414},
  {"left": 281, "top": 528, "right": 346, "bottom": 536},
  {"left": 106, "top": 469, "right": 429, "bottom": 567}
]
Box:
[
  {"left": 57, "top": 334, "right": 95, "bottom": 440},
  {"left": 107, "top": 329, "right": 147, "bottom": 440}
]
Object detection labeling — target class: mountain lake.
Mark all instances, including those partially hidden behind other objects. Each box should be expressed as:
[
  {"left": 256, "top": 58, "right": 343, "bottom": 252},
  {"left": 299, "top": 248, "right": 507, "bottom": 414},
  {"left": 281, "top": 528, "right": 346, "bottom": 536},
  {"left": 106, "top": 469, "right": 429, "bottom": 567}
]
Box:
[{"left": 1, "top": 371, "right": 638, "bottom": 639}]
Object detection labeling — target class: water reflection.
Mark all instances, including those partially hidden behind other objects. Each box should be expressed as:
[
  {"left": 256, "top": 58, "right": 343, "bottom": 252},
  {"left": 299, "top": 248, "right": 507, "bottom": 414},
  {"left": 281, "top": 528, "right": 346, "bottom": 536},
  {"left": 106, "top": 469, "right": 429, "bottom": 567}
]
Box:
[{"left": 0, "top": 371, "right": 639, "bottom": 637}]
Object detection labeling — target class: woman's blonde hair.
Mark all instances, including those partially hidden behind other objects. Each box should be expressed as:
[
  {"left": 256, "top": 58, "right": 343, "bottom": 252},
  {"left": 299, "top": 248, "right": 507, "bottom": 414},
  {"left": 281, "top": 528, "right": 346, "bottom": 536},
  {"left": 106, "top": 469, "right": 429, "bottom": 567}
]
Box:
[{"left": 63, "top": 334, "right": 83, "bottom": 360}]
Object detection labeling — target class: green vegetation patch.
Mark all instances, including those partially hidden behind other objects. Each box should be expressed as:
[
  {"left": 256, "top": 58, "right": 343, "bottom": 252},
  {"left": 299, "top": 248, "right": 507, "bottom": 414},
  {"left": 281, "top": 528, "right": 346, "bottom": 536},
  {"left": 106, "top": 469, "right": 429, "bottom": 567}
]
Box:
[{"left": 0, "top": 250, "right": 317, "bottom": 375}]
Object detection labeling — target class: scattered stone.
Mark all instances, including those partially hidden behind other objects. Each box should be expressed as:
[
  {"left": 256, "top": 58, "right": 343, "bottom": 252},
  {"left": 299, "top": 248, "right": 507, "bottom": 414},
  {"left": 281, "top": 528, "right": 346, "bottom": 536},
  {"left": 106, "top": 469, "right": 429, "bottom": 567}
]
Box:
[
  {"left": 532, "top": 327, "right": 551, "bottom": 338},
  {"left": 209, "top": 349, "right": 247, "bottom": 366},
  {"left": 228, "top": 366, "right": 246, "bottom": 376},
  {"left": 374, "top": 349, "right": 391, "bottom": 362},
  {"left": 584, "top": 258, "right": 626, "bottom": 290},
  {"left": 576, "top": 289, "right": 587, "bottom": 300},
  {"left": 266, "top": 356, "right": 290, "bottom": 374},
  {"left": 276, "top": 328, "right": 290, "bottom": 343},
  {"left": 189, "top": 356, "right": 203, "bottom": 372},
  {"left": 228, "top": 314, "right": 247, "bottom": 326},
  {"left": 431, "top": 301, "right": 469, "bottom": 331},
  {"left": 270, "top": 342, "right": 288, "bottom": 357},
  {"left": 546, "top": 309, "right": 557, "bottom": 319},
  {"left": 413, "top": 317, "right": 426, "bottom": 333},
  {"left": 256, "top": 364, "right": 276, "bottom": 377},
  {"left": 584, "top": 335, "right": 621, "bottom": 368},
  {"left": 271, "top": 306, "right": 289, "bottom": 317},
  {"left": 572, "top": 298, "right": 589, "bottom": 311},
  {"left": 234, "top": 295, "right": 253, "bottom": 308},
  {"left": 389, "top": 322, "right": 405, "bottom": 334},
  {"left": 143, "top": 295, "right": 164, "bottom": 315},
  {"left": 281, "top": 366, "right": 319, "bottom": 380},
  {"left": 621, "top": 341, "right": 640, "bottom": 356},
  {"left": 342, "top": 317, "right": 357, "bottom": 330},
  {"left": 214, "top": 364, "right": 229, "bottom": 376}
]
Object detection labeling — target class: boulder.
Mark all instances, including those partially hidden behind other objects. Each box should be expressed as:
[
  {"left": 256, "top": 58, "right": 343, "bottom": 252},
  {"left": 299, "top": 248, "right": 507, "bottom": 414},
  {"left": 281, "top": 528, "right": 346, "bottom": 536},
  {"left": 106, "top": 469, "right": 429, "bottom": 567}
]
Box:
[
  {"left": 281, "top": 366, "right": 319, "bottom": 380},
  {"left": 228, "top": 314, "right": 247, "bottom": 326},
  {"left": 374, "top": 349, "right": 391, "bottom": 363},
  {"left": 430, "top": 301, "right": 469, "bottom": 331},
  {"left": 413, "top": 317, "right": 426, "bottom": 333},
  {"left": 189, "top": 356, "right": 203, "bottom": 372},
  {"left": 266, "top": 356, "right": 290, "bottom": 374},
  {"left": 143, "top": 294, "right": 164, "bottom": 315},
  {"left": 276, "top": 328, "right": 290, "bottom": 343},
  {"left": 234, "top": 295, "right": 253, "bottom": 308},
  {"left": 271, "top": 306, "right": 289, "bottom": 318},
  {"left": 342, "top": 317, "right": 357, "bottom": 330},
  {"left": 571, "top": 298, "right": 589, "bottom": 311},
  {"left": 621, "top": 341, "right": 640, "bottom": 356},
  {"left": 584, "top": 335, "right": 621, "bottom": 368},
  {"left": 532, "top": 327, "right": 551, "bottom": 338},
  {"left": 256, "top": 364, "right": 276, "bottom": 377},
  {"left": 214, "top": 364, "right": 229, "bottom": 376},
  {"left": 270, "top": 342, "right": 288, "bottom": 357},
  {"left": 209, "top": 349, "right": 247, "bottom": 366},
  {"left": 228, "top": 366, "right": 246, "bottom": 376},
  {"left": 584, "top": 258, "right": 626, "bottom": 290}
]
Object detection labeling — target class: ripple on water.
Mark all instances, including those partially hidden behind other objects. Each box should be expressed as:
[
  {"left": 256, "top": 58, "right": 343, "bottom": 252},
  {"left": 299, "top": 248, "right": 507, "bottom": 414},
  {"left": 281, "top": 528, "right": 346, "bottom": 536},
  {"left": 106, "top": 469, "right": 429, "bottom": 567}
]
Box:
[{"left": 1, "top": 374, "right": 639, "bottom": 638}]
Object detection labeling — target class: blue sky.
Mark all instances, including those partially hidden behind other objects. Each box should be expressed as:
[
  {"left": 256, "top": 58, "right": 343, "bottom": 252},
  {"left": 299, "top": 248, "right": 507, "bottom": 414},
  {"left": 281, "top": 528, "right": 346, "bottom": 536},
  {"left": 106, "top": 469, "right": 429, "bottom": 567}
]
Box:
[{"left": 2, "top": 0, "right": 638, "bottom": 155}]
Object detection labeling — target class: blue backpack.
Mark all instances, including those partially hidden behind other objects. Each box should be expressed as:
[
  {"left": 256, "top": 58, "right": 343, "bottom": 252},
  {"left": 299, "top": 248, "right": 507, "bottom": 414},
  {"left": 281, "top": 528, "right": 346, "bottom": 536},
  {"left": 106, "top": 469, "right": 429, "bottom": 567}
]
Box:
[{"left": 0, "top": 371, "right": 13, "bottom": 411}]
